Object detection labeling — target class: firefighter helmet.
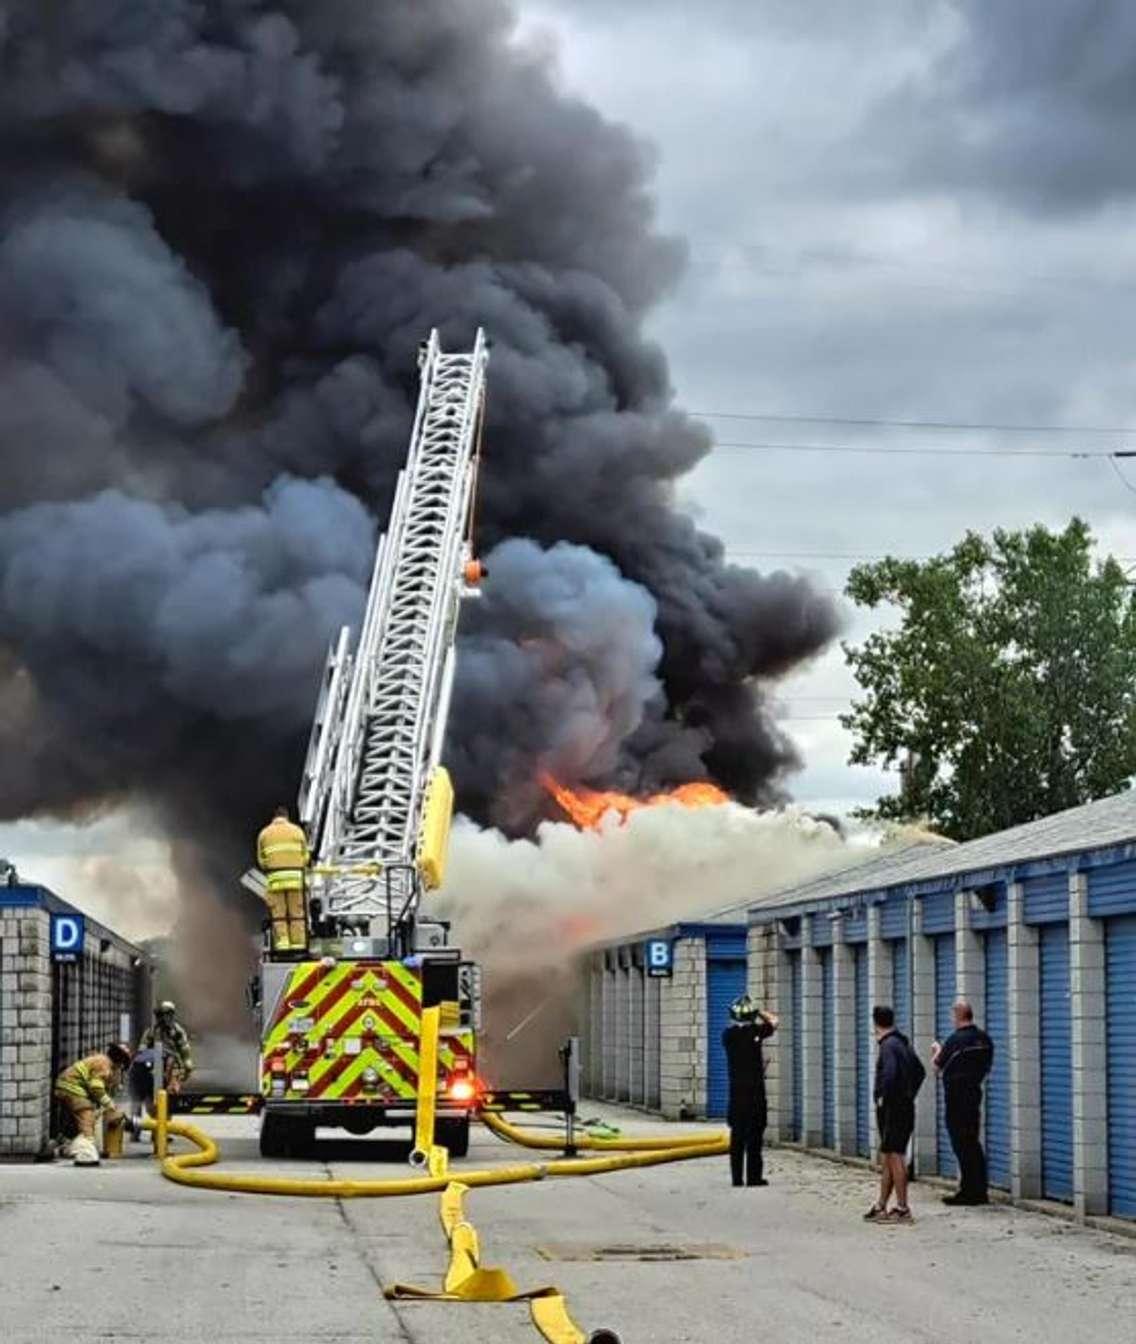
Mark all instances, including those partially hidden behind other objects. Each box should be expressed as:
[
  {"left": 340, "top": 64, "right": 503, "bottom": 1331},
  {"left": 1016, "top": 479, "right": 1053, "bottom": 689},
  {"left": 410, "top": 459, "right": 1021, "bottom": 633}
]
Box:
[
  {"left": 157, "top": 1001, "right": 176, "bottom": 1017},
  {"left": 107, "top": 1042, "right": 133, "bottom": 1069},
  {"left": 729, "top": 994, "right": 760, "bottom": 1024}
]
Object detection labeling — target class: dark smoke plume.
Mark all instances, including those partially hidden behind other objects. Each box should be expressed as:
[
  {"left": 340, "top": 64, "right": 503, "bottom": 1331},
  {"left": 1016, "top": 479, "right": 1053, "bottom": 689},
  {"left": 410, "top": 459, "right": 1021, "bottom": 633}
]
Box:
[{"left": 0, "top": 1, "right": 837, "bottom": 1001}]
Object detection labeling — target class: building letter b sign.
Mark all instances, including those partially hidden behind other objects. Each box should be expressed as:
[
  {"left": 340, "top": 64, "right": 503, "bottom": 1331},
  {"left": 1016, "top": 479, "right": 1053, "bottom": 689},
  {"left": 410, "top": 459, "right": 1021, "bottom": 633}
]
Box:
[{"left": 645, "top": 939, "right": 673, "bottom": 978}]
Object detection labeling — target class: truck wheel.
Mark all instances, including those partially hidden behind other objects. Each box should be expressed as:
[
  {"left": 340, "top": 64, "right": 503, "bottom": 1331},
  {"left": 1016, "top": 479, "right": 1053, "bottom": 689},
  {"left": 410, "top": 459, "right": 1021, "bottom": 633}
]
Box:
[
  {"left": 436, "top": 1117, "right": 470, "bottom": 1158},
  {"left": 287, "top": 1119, "right": 316, "bottom": 1158},
  {"left": 259, "top": 1113, "right": 287, "bottom": 1158}
]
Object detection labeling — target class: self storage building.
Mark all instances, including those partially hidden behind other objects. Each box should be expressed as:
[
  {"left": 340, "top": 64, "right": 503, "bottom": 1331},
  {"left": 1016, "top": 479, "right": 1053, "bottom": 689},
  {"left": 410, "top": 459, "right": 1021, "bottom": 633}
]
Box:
[
  {"left": 579, "top": 918, "right": 749, "bottom": 1121},
  {"left": 746, "top": 791, "right": 1136, "bottom": 1222},
  {"left": 0, "top": 882, "right": 151, "bottom": 1158}
]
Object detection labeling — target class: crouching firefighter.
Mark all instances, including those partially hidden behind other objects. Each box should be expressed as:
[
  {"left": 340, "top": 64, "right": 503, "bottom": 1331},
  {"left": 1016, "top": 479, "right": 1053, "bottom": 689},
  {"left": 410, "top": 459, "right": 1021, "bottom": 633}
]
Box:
[
  {"left": 722, "top": 995, "right": 779, "bottom": 1187},
  {"left": 256, "top": 806, "right": 310, "bottom": 953},
  {"left": 54, "top": 1043, "right": 132, "bottom": 1167}
]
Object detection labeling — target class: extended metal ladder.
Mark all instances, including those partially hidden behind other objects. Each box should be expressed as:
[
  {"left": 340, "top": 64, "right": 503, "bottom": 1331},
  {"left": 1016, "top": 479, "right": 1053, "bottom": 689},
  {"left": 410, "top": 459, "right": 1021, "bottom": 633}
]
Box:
[{"left": 299, "top": 330, "right": 489, "bottom": 932}]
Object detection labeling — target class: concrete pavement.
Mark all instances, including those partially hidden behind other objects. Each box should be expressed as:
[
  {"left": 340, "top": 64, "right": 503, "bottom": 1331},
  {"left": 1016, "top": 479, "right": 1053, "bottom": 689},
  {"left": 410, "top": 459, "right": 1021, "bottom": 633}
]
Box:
[{"left": 1, "top": 1106, "right": 1132, "bottom": 1343}]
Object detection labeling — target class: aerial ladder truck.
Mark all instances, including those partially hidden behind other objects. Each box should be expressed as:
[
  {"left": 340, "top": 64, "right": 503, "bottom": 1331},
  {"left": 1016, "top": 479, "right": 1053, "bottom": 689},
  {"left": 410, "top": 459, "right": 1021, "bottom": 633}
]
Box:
[{"left": 243, "top": 330, "right": 488, "bottom": 1159}]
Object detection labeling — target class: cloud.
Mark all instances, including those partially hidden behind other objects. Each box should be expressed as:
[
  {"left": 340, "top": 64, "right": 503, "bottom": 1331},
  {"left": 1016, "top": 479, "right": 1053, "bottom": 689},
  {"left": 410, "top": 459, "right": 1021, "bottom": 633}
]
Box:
[{"left": 870, "top": 1, "right": 1136, "bottom": 214}]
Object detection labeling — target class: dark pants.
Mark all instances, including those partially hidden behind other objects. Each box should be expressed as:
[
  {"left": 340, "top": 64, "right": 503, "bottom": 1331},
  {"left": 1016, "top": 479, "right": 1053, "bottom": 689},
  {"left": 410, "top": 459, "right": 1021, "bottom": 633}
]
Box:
[
  {"left": 728, "top": 1100, "right": 766, "bottom": 1186},
  {"left": 946, "top": 1093, "right": 988, "bottom": 1198}
]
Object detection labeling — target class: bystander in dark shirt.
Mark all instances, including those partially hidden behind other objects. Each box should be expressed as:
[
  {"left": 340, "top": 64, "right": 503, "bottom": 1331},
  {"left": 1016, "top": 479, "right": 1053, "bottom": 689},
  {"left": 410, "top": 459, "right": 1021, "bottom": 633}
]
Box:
[
  {"left": 874, "top": 1028, "right": 916, "bottom": 1103},
  {"left": 937, "top": 1024, "right": 993, "bottom": 1103}
]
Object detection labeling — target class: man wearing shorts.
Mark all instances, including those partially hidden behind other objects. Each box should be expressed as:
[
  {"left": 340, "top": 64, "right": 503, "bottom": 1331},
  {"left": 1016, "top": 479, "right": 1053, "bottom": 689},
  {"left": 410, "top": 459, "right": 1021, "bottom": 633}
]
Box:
[{"left": 865, "top": 1005, "right": 922, "bottom": 1224}]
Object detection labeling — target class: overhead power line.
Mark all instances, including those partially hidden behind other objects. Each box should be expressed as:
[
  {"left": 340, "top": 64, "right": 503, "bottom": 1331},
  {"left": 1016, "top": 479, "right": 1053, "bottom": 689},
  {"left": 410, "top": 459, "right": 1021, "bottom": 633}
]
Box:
[
  {"left": 694, "top": 409, "right": 1136, "bottom": 436},
  {"left": 723, "top": 548, "right": 1136, "bottom": 564},
  {"left": 711, "top": 439, "right": 1123, "bottom": 459}
]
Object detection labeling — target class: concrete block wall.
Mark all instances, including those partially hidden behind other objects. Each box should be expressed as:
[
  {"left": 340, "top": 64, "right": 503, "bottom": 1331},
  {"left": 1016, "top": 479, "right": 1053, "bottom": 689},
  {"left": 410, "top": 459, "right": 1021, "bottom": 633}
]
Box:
[
  {"left": 800, "top": 917, "right": 823, "bottom": 1148},
  {"left": 0, "top": 908, "right": 53, "bottom": 1158},
  {"left": 1008, "top": 882, "right": 1042, "bottom": 1199},
  {"left": 659, "top": 937, "right": 706, "bottom": 1119},
  {"left": 747, "top": 922, "right": 791, "bottom": 1136},
  {"left": 832, "top": 917, "right": 858, "bottom": 1155},
  {"left": 1069, "top": 872, "right": 1108, "bottom": 1217}
]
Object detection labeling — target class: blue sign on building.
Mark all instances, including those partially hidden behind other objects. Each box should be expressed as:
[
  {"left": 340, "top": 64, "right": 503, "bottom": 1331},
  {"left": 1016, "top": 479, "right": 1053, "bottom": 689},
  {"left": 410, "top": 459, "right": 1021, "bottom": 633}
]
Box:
[
  {"left": 50, "top": 913, "right": 84, "bottom": 963},
  {"left": 645, "top": 938, "right": 673, "bottom": 978}
]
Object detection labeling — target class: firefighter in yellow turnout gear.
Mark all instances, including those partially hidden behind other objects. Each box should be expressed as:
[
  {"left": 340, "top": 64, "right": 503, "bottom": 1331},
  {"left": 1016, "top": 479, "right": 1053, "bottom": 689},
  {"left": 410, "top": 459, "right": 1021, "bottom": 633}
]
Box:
[
  {"left": 257, "top": 807, "right": 310, "bottom": 952},
  {"left": 54, "top": 1043, "right": 132, "bottom": 1166}
]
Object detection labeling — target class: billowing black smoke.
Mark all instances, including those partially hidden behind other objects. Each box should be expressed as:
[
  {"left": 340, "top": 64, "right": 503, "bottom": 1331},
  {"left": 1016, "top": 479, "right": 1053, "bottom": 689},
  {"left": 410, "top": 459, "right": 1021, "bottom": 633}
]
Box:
[{"left": 0, "top": 2, "right": 837, "bottom": 873}]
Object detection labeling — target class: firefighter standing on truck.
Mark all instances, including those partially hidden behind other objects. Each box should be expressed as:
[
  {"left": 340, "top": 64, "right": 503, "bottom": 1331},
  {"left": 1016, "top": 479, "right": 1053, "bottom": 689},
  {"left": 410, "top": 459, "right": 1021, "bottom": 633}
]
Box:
[
  {"left": 257, "top": 806, "right": 310, "bottom": 952},
  {"left": 54, "top": 1043, "right": 132, "bottom": 1167}
]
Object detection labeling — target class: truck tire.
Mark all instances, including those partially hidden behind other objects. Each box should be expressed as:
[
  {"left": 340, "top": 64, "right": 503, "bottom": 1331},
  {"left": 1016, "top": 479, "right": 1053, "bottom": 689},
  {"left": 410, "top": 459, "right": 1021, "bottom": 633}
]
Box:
[
  {"left": 260, "top": 1114, "right": 315, "bottom": 1159},
  {"left": 259, "top": 1113, "right": 287, "bottom": 1158},
  {"left": 436, "top": 1117, "right": 470, "bottom": 1158}
]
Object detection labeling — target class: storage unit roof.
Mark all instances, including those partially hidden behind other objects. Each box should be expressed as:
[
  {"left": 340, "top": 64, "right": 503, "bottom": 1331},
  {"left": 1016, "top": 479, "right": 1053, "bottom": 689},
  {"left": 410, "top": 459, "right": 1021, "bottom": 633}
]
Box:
[{"left": 748, "top": 791, "right": 1136, "bottom": 920}]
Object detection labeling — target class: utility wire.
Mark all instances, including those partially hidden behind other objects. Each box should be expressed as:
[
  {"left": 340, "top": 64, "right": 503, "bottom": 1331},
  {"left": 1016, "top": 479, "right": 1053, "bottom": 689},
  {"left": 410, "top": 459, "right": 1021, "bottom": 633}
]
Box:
[
  {"left": 1107, "top": 456, "right": 1136, "bottom": 498},
  {"left": 693, "top": 410, "right": 1136, "bottom": 436},
  {"left": 710, "top": 439, "right": 1122, "bottom": 459}
]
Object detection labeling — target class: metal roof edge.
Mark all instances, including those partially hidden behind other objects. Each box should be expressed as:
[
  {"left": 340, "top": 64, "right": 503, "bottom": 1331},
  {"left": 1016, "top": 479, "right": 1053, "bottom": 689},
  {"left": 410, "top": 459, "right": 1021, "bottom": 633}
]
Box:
[
  {"left": 746, "top": 837, "right": 1136, "bottom": 922},
  {"left": 0, "top": 883, "right": 148, "bottom": 956}
]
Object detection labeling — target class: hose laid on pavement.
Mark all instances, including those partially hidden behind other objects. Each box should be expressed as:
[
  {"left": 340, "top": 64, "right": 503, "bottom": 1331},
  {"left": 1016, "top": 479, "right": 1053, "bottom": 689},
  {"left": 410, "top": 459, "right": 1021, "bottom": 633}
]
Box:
[
  {"left": 142, "top": 1112, "right": 727, "bottom": 1196},
  {"left": 482, "top": 1109, "right": 722, "bottom": 1153},
  {"left": 140, "top": 1111, "right": 725, "bottom": 1343}
]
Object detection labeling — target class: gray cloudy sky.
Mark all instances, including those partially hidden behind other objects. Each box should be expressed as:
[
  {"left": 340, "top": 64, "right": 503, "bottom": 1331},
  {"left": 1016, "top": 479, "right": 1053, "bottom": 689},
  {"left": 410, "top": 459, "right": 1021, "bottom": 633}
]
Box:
[
  {"left": 6, "top": 0, "right": 1136, "bottom": 899},
  {"left": 522, "top": 0, "right": 1136, "bottom": 813}
]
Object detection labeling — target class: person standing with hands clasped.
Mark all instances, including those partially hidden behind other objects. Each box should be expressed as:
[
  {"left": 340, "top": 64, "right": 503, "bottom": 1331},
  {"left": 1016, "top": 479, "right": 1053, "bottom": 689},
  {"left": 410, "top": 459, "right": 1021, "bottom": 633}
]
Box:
[
  {"left": 865, "top": 1005, "right": 925, "bottom": 1224},
  {"left": 722, "top": 994, "right": 779, "bottom": 1188},
  {"left": 933, "top": 998, "right": 994, "bottom": 1206}
]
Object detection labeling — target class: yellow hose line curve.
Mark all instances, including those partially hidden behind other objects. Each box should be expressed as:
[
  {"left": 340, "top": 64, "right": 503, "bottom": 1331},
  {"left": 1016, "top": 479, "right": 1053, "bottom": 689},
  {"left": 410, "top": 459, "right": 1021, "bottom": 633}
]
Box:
[
  {"left": 481, "top": 1109, "right": 728, "bottom": 1153},
  {"left": 143, "top": 1114, "right": 727, "bottom": 1197}
]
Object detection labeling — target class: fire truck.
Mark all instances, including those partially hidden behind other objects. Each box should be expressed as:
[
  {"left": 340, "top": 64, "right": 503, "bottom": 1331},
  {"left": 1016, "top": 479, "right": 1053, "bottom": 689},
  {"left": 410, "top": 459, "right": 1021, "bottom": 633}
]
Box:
[{"left": 242, "top": 331, "right": 488, "bottom": 1159}]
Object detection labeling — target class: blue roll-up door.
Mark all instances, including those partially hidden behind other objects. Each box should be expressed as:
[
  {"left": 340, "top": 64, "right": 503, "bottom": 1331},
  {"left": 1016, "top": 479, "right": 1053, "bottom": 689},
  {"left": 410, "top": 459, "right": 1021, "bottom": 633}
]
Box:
[
  {"left": 706, "top": 957, "right": 747, "bottom": 1119},
  {"left": 820, "top": 948, "right": 835, "bottom": 1148},
  {"left": 934, "top": 935, "right": 958, "bottom": 1178},
  {"left": 983, "top": 929, "right": 1010, "bottom": 1189},
  {"left": 854, "top": 944, "right": 871, "bottom": 1156},
  {"left": 1040, "top": 923, "right": 1073, "bottom": 1201},
  {"left": 790, "top": 951, "right": 803, "bottom": 1140},
  {"left": 1106, "top": 916, "right": 1136, "bottom": 1217},
  {"left": 892, "top": 938, "right": 910, "bottom": 1035}
]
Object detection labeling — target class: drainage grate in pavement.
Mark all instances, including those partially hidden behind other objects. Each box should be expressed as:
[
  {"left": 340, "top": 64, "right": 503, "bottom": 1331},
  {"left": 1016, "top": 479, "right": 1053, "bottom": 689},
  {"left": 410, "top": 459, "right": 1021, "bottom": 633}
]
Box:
[{"left": 535, "top": 1243, "right": 744, "bottom": 1263}]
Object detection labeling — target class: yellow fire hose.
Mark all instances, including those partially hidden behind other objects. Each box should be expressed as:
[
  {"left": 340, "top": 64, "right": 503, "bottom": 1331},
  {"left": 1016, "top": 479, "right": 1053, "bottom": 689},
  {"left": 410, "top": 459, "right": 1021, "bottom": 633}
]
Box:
[{"left": 140, "top": 1005, "right": 727, "bottom": 1342}]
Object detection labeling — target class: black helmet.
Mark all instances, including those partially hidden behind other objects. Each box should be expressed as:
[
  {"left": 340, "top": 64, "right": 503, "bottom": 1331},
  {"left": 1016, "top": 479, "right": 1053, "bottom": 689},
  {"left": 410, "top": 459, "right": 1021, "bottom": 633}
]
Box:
[
  {"left": 729, "top": 994, "right": 760, "bottom": 1024},
  {"left": 107, "top": 1042, "right": 133, "bottom": 1069}
]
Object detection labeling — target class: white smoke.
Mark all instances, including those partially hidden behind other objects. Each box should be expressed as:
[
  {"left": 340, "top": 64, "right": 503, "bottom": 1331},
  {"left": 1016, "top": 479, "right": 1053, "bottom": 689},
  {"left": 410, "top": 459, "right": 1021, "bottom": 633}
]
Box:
[{"left": 432, "top": 803, "right": 888, "bottom": 1084}]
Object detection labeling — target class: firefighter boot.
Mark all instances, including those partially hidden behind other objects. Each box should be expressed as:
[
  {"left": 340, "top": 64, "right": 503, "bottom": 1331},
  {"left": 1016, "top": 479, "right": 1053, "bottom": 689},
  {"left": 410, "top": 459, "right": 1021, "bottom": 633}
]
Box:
[{"left": 72, "top": 1135, "right": 100, "bottom": 1166}]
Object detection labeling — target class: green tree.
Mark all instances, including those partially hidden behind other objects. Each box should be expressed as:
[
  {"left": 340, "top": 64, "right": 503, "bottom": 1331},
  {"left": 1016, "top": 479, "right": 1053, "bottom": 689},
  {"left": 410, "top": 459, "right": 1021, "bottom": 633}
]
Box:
[{"left": 842, "top": 519, "right": 1136, "bottom": 840}]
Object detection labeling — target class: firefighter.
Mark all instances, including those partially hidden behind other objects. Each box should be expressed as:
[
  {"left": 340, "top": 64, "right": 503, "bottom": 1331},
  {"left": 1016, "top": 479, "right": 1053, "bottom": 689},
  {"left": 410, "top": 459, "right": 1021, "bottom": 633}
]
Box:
[
  {"left": 722, "top": 994, "right": 779, "bottom": 1187},
  {"left": 138, "top": 1001, "right": 194, "bottom": 1095},
  {"left": 54, "top": 1042, "right": 132, "bottom": 1166},
  {"left": 256, "top": 806, "right": 310, "bottom": 952}
]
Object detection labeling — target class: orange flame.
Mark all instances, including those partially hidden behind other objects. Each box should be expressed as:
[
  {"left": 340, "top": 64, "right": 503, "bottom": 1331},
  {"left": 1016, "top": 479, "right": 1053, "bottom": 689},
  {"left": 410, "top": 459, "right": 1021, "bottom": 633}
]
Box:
[{"left": 540, "top": 773, "right": 729, "bottom": 830}]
